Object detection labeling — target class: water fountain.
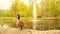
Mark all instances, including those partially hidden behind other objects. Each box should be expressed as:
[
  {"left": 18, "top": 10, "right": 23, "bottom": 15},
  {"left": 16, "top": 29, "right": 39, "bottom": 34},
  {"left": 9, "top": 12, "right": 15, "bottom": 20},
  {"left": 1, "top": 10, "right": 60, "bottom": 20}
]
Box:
[
  {"left": 29, "top": 0, "right": 42, "bottom": 30},
  {"left": 32, "top": 1, "right": 37, "bottom": 29}
]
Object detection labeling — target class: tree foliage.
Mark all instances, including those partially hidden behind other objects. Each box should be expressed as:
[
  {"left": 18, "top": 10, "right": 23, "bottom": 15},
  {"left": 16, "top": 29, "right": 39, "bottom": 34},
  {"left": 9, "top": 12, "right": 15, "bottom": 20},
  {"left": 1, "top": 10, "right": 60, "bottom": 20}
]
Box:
[{"left": 40, "top": 0, "right": 60, "bottom": 17}]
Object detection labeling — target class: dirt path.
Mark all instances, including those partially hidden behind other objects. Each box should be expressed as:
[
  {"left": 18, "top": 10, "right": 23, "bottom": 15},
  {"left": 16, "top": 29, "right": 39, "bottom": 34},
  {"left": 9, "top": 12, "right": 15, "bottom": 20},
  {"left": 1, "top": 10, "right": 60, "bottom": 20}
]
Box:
[{"left": 0, "top": 28, "right": 60, "bottom": 34}]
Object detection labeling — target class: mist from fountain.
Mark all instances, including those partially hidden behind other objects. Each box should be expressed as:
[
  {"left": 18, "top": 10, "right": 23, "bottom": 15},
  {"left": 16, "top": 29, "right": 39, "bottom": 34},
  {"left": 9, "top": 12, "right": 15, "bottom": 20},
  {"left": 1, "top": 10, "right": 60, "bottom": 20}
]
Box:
[
  {"left": 32, "top": 1, "right": 37, "bottom": 29},
  {"left": 29, "top": 0, "right": 42, "bottom": 30}
]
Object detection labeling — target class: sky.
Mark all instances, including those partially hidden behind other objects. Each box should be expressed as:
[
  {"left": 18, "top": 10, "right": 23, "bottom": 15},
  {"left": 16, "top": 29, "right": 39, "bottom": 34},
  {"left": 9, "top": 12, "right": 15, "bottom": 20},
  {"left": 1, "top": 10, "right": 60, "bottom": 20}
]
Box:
[
  {"left": 20, "top": 0, "right": 30, "bottom": 6},
  {"left": 0, "top": 0, "right": 42, "bottom": 10},
  {"left": 20, "top": 0, "right": 42, "bottom": 6}
]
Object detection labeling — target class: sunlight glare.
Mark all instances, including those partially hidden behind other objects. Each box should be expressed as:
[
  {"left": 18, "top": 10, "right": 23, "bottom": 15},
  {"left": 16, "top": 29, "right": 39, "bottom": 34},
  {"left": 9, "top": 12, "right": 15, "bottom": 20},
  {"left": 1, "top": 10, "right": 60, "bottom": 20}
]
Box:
[{"left": 0, "top": 0, "right": 14, "bottom": 10}]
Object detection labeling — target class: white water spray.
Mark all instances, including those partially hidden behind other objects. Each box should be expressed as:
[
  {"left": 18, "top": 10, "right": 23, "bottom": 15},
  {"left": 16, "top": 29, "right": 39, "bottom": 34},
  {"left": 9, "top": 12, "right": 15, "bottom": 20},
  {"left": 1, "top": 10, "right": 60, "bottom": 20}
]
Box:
[
  {"left": 32, "top": 1, "right": 37, "bottom": 29},
  {"left": 29, "top": 0, "right": 42, "bottom": 29}
]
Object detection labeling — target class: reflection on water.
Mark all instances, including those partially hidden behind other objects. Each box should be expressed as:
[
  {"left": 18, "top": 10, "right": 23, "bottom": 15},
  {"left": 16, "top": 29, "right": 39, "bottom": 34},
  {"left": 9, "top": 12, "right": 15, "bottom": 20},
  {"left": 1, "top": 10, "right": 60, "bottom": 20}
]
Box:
[
  {"left": 0, "top": 17, "right": 59, "bottom": 30},
  {"left": 28, "top": 18, "right": 59, "bottom": 30}
]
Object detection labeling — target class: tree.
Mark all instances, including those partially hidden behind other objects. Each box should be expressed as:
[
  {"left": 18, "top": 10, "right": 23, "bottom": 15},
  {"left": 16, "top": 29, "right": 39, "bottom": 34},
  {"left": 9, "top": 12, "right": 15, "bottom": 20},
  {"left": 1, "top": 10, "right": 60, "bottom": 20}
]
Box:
[
  {"left": 40, "top": 0, "right": 60, "bottom": 17},
  {"left": 11, "top": 0, "right": 33, "bottom": 17}
]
